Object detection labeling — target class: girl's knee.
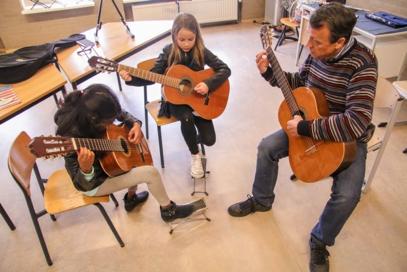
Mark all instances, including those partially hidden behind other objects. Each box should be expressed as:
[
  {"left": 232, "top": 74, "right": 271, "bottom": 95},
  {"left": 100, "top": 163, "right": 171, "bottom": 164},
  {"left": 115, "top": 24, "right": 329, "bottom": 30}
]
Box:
[
  {"left": 201, "top": 134, "right": 216, "bottom": 146},
  {"left": 140, "top": 166, "right": 161, "bottom": 182}
]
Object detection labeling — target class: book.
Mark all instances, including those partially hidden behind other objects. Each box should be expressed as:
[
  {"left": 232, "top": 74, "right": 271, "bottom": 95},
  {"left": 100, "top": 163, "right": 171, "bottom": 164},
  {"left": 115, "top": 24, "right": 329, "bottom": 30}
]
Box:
[
  {"left": 0, "top": 86, "right": 21, "bottom": 111},
  {"left": 0, "top": 85, "right": 12, "bottom": 92}
]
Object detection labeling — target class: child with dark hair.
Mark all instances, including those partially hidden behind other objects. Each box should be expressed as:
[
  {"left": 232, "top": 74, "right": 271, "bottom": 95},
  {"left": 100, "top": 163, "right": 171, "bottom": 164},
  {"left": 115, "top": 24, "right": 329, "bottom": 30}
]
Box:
[
  {"left": 54, "top": 83, "right": 194, "bottom": 222},
  {"left": 119, "top": 13, "right": 231, "bottom": 178}
]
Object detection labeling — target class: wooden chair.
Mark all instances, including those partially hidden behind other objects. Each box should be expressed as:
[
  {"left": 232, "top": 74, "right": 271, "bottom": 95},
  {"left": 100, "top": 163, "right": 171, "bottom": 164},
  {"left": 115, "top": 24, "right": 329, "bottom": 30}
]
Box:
[
  {"left": 137, "top": 58, "right": 157, "bottom": 139},
  {"left": 274, "top": 17, "right": 301, "bottom": 51},
  {"left": 7, "top": 131, "right": 124, "bottom": 266},
  {"left": 0, "top": 202, "right": 16, "bottom": 231},
  {"left": 145, "top": 99, "right": 178, "bottom": 168}
]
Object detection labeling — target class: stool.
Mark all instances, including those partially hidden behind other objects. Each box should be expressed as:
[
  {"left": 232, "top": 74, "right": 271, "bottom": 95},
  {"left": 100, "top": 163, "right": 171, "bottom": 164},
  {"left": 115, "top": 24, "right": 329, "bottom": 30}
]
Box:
[
  {"left": 274, "top": 17, "right": 300, "bottom": 50},
  {"left": 145, "top": 100, "right": 178, "bottom": 168},
  {"left": 137, "top": 58, "right": 157, "bottom": 139}
]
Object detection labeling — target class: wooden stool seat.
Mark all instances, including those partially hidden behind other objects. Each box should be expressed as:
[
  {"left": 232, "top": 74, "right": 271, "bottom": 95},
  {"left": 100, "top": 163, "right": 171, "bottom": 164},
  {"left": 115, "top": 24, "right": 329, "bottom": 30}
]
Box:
[
  {"left": 145, "top": 99, "right": 178, "bottom": 168},
  {"left": 145, "top": 100, "right": 208, "bottom": 172},
  {"left": 145, "top": 100, "right": 177, "bottom": 126},
  {"left": 280, "top": 17, "right": 300, "bottom": 29},
  {"left": 44, "top": 169, "right": 109, "bottom": 214},
  {"left": 275, "top": 17, "right": 301, "bottom": 51}
]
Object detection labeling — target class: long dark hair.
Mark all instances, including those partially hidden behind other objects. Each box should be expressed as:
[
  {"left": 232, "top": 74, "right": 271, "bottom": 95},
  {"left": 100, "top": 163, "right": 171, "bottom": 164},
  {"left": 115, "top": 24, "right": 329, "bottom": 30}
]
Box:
[
  {"left": 168, "top": 13, "right": 205, "bottom": 67},
  {"left": 54, "top": 84, "right": 121, "bottom": 138}
]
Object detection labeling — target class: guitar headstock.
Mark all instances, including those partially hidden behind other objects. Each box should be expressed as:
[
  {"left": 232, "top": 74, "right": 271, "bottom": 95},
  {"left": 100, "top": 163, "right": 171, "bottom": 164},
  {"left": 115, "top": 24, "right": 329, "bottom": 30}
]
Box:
[
  {"left": 260, "top": 24, "right": 273, "bottom": 50},
  {"left": 88, "top": 56, "right": 117, "bottom": 73},
  {"left": 29, "top": 136, "right": 74, "bottom": 158}
]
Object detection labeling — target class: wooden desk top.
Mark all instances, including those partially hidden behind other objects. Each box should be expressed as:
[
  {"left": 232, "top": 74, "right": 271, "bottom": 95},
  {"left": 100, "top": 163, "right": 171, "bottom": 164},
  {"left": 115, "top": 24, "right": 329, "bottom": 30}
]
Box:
[
  {"left": 0, "top": 64, "right": 66, "bottom": 124},
  {"left": 56, "top": 20, "right": 172, "bottom": 84}
]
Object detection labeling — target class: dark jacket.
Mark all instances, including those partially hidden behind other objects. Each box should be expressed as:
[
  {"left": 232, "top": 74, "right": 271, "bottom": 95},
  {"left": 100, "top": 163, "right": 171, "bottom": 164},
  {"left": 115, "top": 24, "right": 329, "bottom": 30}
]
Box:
[
  {"left": 64, "top": 111, "right": 141, "bottom": 192},
  {"left": 125, "top": 44, "right": 231, "bottom": 92}
]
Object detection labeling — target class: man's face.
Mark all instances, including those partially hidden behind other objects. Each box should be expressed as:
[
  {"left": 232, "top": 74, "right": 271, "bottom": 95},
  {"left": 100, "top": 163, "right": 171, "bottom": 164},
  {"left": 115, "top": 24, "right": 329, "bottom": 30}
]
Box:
[{"left": 306, "top": 23, "right": 345, "bottom": 60}]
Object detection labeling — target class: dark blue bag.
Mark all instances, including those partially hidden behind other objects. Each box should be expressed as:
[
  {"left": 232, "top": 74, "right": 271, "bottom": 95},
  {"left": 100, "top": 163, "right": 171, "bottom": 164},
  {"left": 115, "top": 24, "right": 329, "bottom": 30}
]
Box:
[{"left": 365, "top": 11, "right": 407, "bottom": 28}]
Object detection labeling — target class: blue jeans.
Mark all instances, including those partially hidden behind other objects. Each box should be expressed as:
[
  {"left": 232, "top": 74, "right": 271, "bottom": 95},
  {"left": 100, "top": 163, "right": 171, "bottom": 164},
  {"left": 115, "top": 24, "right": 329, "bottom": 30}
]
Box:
[{"left": 252, "top": 129, "right": 367, "bottom": 246}]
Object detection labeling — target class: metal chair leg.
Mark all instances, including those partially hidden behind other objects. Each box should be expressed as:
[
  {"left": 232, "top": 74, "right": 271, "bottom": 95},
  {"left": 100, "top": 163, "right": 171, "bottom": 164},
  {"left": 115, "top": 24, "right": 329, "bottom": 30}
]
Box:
[
  {"left": 116, "top": 72, "right": 122, "bottom": 91},
  {"left": 94, "top": 203, "right": 125, "bottom": 247},
  {"left": 0, "top": 203, "right": 16, "bottom": 231},
  {"left": 26, "top": 197, "right": 53, "bottom": 266},
  {"left": 275, "top": 25, "right": 287, "bottom": 50},
  {"left": 33, "top": 163, "right": 57, "bottom": 222},
  {"left": 144, "top": 86, "right": 149, "bottom": 139},
  {"left": 110, "top": 194, "right": 119, "bottom": 207},
  {"left": 200, "top": 143, "right": 206, "bottom": 156},
  {"left": 157, "top": 125, "right": 165, "bottom": 168}
]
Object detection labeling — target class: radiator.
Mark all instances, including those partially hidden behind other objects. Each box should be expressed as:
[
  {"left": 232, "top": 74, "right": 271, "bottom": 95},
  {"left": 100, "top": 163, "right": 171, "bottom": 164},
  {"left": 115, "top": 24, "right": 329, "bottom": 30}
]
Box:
[{"left": 132, "top": 0, "right": 238, "bottom": 24}]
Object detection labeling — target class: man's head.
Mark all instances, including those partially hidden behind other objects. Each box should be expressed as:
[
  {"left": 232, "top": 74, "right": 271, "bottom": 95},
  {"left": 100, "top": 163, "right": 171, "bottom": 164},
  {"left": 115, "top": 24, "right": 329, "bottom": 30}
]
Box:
[{"left": 307, "top": 3, "right": 357, "bottom": 60}]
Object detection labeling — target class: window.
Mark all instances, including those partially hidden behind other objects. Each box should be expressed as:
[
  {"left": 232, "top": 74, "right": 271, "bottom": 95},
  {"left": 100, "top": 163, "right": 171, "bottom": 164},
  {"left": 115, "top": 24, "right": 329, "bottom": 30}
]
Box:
[{"left": 20, "top": 0, "right": 95, "bottom": 15}]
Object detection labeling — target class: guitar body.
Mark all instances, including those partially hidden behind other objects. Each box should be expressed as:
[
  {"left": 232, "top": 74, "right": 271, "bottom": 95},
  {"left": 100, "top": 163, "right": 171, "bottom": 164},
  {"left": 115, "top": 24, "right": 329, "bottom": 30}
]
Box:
[
  {"left": 163, "top": 64, "right": 230, "bottom": 120},
  {"left": 99, "top": 125, "right": 153, "bottom": 177},
  {"left": 278, "top": 87, "right": 356, "bottom": 182},
  {"left": 87, "top": 57, "right": 229, "bottom": 120}
]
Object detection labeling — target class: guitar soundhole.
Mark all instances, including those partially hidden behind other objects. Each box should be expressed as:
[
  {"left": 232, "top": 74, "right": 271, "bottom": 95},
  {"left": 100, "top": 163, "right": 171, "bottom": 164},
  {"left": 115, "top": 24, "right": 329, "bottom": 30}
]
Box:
[
  {"left": 178, "top": 78, "right": 193, "bottom": 96},
  {"left": 120, "top": 138, "right": 129, "bottom": 154}
]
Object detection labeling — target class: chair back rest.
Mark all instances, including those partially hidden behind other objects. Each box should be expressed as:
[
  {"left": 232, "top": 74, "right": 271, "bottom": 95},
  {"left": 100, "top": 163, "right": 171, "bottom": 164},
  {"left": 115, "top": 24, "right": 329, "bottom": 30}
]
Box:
[
  {"left": 137, "top": 58, "right": 157, "bottom": 71},
  {"left": 8, "top": 131, "right": 36, "bottom": 196}
]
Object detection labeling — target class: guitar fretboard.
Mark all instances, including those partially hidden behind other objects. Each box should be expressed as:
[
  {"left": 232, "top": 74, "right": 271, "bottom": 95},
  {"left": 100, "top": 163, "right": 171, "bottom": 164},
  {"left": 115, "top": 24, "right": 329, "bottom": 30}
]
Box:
[
  {"left": 72, "top": 138, "right": 125, "bottom": 152},
  {"left": 117, "top": 64, "right": 180, "bottom": 89},
  {"left": 265, "top": 47, "right": 300, "bottom": 116}
]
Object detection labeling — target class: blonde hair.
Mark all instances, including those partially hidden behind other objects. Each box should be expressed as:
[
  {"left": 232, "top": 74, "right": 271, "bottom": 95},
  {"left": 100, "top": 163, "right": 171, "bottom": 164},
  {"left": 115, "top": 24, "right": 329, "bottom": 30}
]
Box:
[{"left": 168, "top": 13, "right": 205, "bottom": 67}]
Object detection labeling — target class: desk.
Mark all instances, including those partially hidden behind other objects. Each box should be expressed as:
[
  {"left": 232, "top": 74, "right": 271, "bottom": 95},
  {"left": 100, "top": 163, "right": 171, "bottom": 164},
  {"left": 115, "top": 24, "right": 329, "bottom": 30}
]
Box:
[
  {"left": 0, "top": 64, "right": 66, "bottom": 125},
  {"left": 56, "top": 20, "right": 172, "bottom": 89},
  {"left": 364, "top": 80, "right": 407, "bottom": 191},
  {"left": 296, "top": 4, "right": 407, "bottom": 77}
]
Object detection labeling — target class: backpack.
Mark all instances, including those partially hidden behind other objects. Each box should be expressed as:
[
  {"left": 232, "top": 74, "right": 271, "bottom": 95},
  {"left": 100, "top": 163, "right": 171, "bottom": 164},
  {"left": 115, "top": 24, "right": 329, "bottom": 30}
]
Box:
[{"left": 0, "top": 34, "right": 85, "bottom": 84}]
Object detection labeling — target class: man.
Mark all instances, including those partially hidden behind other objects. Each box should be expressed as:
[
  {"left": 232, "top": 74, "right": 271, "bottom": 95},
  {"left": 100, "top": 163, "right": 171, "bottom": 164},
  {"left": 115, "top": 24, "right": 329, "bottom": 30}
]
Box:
[{"left": 228, "top": 3, "right": 377, "bottom": 272}]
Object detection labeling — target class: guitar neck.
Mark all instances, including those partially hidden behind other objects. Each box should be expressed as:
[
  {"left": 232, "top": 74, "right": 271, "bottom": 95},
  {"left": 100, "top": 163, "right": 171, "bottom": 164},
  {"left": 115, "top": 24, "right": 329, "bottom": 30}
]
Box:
[
  {"left": 117, "top": 64, "right": 180, "bottom": 88},
  {"left": 266, "top": 47, "right": 300, "bottom": 115},
  {"left": 72, "top": 137, "right": 125, "bottom": 152}
]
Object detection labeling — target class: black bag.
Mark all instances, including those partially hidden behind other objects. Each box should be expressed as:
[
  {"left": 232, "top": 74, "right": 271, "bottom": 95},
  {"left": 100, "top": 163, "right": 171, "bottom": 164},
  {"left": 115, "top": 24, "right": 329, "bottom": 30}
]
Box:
[{"left": 0, "top": 34, "right": 85, "bottom": 84}]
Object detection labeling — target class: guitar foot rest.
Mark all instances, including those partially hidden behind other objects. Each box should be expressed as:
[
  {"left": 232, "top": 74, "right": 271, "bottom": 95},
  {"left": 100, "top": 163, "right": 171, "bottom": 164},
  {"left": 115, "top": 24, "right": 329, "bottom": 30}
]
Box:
[
  {"left": 167, "top": 199, "right": 211, "bottom": 234},
  {"left": 191, "top": 157, "right": 209, "bottom": 196}
]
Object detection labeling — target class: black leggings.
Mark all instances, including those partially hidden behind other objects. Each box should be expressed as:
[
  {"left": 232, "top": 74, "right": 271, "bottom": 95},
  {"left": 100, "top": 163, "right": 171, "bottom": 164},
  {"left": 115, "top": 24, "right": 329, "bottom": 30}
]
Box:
[{"left": 169, "top": 103, "right": 216, "bottom": 154}]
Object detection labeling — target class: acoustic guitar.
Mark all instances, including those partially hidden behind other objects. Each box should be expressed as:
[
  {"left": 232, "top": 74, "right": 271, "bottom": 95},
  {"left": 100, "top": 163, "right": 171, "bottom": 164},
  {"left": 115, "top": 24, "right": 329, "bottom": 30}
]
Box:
[
  {"left": 88, "top": 56, "right": 230, "bottom": 120},
  {"left": 259, "top": 25, "right": 356, "bottom": 182},
  {"left": 29, "top": 124, "right": 153, "bottom": 177}
]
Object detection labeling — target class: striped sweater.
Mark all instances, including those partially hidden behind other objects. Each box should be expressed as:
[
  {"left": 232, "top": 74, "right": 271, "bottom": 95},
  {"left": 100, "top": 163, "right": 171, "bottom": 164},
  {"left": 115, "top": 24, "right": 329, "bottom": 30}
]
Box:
[{"left": 263, "top": 37, "right": 378, "bottom": 143}]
